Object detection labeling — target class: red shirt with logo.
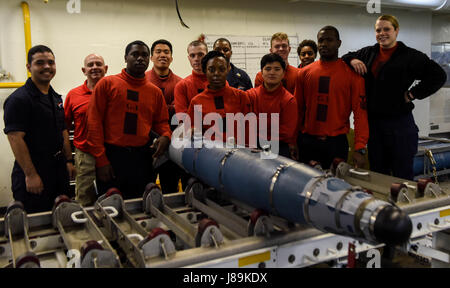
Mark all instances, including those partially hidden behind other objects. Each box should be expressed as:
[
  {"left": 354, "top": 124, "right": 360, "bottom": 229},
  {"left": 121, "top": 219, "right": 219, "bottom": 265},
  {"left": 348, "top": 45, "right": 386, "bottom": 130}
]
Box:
[
  {"left": 174, "top": 70, "right": 208, "bottom": 119},
  {"left": 294, "top": 59, "right": 368, "bottom": 150},
  {"left": 254, "top": 65, "right": 299, "bottom": 95},
  {"left": 64, "top": 80, "right": 92, "bottom": 152},
  {"left": 146, "top": 68, "right": 182, "bottom": 117},
  {"left": 247, "top": 84, "right": 298, "bottom": 144},
  {"left": 87, "top": 69, "right": 171, "bottom": 167},
  {"left": 187, "top": 83, "right": 252, "bottom": 145}
]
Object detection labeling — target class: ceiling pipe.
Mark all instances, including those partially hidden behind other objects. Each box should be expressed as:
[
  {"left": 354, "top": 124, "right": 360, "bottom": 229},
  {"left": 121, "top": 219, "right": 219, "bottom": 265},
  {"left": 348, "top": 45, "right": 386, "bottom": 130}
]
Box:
[
  {"left": 289, "top": 0, "right": 450, "bottom": 12},
  {"left": 0, "top": 1, "right": 31, "bottom": 89}
]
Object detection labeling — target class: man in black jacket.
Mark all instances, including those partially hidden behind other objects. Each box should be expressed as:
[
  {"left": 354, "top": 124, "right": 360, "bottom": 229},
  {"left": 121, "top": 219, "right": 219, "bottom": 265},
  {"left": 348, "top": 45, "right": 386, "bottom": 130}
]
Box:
[
  {"left": 213, "top": 38, "right": 253, "bottom": 91},
  {"left": 4, "top": 45, "right": 75, "bottom": 213},
  {"left": 342, "top": 15, "right": 446, "bottom": 180}
]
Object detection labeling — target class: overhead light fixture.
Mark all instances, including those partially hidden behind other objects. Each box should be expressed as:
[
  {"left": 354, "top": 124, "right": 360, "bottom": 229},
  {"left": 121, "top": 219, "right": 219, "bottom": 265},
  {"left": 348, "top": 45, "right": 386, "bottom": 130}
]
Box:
[{"left": 394, "top": 0, "right": 448, "bottom": 10}]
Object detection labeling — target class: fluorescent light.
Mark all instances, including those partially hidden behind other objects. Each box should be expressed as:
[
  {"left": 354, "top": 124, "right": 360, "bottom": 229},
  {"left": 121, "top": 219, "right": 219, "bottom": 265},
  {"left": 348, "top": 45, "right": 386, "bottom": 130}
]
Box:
[{"left": 394, "top": 0, "right": 445, "bottom": 7}]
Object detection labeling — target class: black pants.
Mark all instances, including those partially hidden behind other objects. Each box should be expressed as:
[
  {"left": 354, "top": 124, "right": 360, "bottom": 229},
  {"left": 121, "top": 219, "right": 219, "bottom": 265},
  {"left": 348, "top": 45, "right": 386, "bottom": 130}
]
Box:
[
  {"left": 368, "top": 113, "right": 418, "bottom": 180},
  {"left": 149, "top": 130, "right": 189, "bottom": 194},
  {"left": 97, "top": 143, "right": 157, "bottom": 199},
  {"left": 278, "top": 141, "right": 290, "bottom": 158},
  {"left": 156, "top": 160, "right": 189, "bottom": 194},
  {"left": 299, "top": 133, "right": 349, "bottom": 170},
  {"left": 12, "top": 154, "right": 69, "bottom": 214}
]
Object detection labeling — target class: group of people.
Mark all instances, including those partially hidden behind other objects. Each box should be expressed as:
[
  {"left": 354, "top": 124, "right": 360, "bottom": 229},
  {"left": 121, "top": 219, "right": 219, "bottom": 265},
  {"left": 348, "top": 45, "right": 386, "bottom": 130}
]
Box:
[{"left": 3, "top": 14, "right": 446, "bottom": 214}]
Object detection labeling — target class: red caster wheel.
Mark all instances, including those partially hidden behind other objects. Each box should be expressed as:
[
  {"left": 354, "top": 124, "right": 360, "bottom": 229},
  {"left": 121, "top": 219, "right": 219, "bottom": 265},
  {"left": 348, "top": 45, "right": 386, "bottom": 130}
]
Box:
[
  {"left": 363, "top": 188, "right": 373, "bottom": 195},
  {"left": 143, "top": 183, "right": 161, "bottom": 201},
  {"left": 417, "top": 178, "right": 433, "bottom": 197},
  {"left": 332, "top": 158, "right": 345, "bottom": 170},
  {"left": 147, "top": 227, "right": 169, "bottom": 240},
  {"left": 198, "top": 218, "right": 218, "bottom": 235},
  {"left": 250, "top": 209, "right": 268, "bottom": 225},
  {"left": 106, "top": 187, "right": 122, "bottom": 198},
  {"left": 53, "top": 195, "right": 71, "bottom": 210},
  {"left": 390, "top": 183, "right": 407, "bottom": 202},
  {"left": 308, "top": 160, "right": 322, "bottom": 169},
  {"left": 15, "top": 251, "right": 40, "bottom": 268},
  {"left": 195, "top": 218, "right": 220, "bottom": 247},
  {"left": 80, "top": 240, "right": 103, "bottom": 261},
  {"left": 6, "top": 201, "right": 24, "bottom": 216}
]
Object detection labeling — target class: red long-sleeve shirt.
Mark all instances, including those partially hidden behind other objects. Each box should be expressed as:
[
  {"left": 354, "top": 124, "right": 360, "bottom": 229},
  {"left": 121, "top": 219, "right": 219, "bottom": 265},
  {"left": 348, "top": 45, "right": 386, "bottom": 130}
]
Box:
[
  {"left": 174, "top": 70, "right": 208, "bottom": 118},
  {"left": 247, "top": 84, "right": 298, "bottom": 145},
  {"left": 294, "top": 59, "right": 368, "bottom": 150},
  {"left": 145, "top": 68, "right": 182, "bottom": 118},
  {"left": 64, "top": 80, "right": 91, "bottom": 152},
  {"left": 254, "top": 65, "right": 299, "bottom": 95},
  {"left": 87, "top": 69, "right": 172, "bottom": 167},
  {"left": 371, "top": 44, "right": 398, "bottom": 78},
  {"left": 187, "top": 83, "right": 252, "bottom": 145}
]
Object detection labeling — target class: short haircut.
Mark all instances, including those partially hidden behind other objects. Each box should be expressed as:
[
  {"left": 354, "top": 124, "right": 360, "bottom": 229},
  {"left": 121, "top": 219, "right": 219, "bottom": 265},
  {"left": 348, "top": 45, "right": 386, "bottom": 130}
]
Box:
[
  {"left": 201, "top": 50, "right": 229, "bottom": 73},
  {"left": 151, "top": 39, "right": 173, "bottom": 56},
  {"left": 213, "top": 38, "right": 232, "bottom": 50},
  {"left": 125, "top": 40, "right": 150, "bottom": 57},
  {"left": 27, "top": 45, "right": 54, "bottom": 65},
  {"left": 260, "top": 53, "right": 286, "bottom": 71},
  {"left": 187, "top": 40, "right": 208, "bottom": 53},
  {"left": 297, "top": 40, "right": 318, "bottom": 56},
  {"left": 271, "top": 32, "right": 290, "bottom": 46},
  {"left": 376, "top": 14, "right": 400, "bottom": 30},
  {"left": 318, "top": 26, "right": 340, "bottom": 40}
]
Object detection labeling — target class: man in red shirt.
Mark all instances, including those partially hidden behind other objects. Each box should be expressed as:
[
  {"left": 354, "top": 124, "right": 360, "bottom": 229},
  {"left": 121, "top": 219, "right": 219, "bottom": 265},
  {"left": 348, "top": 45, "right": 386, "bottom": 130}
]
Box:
[
  {"left": 188, "top": 51, "right": 252, "bottom": 146},
  {"left": 174, "top": 40, "right": 208, "bottom": 119},
  {"left": 294, "top": 26, "right": 368, "bottom": 169},
  {"left": 247, "top": 53, "right": 298, "bottom": 158},
  {"left": 87, "top": 41, "right": 171, "bottom": 199},
  {"left": 146, "top": 39, "right": 182, "bottom": 128},
  {"left": 254, "top": 32, "right": 298, "bottom": 94},
  {"left": 64, "top": 54, "right": 108, "bottom": 205},
  {"left": 146, "top": 39, "right": 185, "bottom": 193}
]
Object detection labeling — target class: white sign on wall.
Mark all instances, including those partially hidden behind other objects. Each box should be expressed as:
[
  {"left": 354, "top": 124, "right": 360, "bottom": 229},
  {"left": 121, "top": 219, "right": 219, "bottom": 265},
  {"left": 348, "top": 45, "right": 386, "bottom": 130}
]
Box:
[{"left": 205, "top": 35, "right": 300, "bottom": 84}]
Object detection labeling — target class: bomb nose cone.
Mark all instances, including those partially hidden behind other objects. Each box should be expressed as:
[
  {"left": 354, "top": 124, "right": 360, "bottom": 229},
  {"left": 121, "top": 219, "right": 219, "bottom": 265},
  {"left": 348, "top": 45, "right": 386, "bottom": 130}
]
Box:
[{"left": 373, "top": 205, "right": 412, "bottom": 246}]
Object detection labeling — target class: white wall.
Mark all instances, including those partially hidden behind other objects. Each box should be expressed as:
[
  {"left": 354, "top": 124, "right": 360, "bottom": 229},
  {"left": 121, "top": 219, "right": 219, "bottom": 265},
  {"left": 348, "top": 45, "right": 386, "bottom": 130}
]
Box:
[
  {"left": 430, "top": 14, "right": 450, "bottom": 135},
  {"left": 0, "top": 0, "right": 441, "bottom": 206}
]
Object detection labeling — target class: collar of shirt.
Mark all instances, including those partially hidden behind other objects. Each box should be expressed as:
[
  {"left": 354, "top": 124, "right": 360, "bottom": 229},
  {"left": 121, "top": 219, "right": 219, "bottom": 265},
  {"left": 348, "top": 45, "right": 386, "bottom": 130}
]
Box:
[
  {"left": 151, "top": 68, "right": 172, "bottom": 82},
  {"left": 318, "top": 58, "right": 342, "bottom": 68},
  {"left": 25, "top": 77, "right": 59, "bottom": 98},
  {"left": 192, "top": 70, "right": 207, "bottom": 82},
  {"left": 260, "top": 82, "right": 284, "bottom": 97},
  {"left": 119, "top": 68, "right": 147, "bottom": 86},
  {"left": 205, "top": 81, "right": 230, "bottom": 96},
  {"left": 82, "top": 80, "right": 92, "bottom": 94}
]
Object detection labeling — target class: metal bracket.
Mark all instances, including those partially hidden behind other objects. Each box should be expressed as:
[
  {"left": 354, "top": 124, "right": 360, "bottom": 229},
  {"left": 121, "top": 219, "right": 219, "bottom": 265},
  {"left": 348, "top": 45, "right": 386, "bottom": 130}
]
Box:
[
  {"left": 140, "top": 234, "right": 176, "bottom": 260},
  {"left": 248, "top": 215, "right": 274, "bottom": 237},
  {"left": 198, "top": 225, "right": 224, "bottom": 248},
  {"left": 414, "top": 244, "right": 450, "bottom": 263}
]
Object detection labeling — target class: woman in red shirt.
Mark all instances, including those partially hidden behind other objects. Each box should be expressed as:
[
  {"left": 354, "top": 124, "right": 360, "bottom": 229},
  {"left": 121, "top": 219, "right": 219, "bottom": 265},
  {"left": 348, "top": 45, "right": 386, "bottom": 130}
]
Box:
[{"left": 187, "top": 51, "right": 252, "bottom": 146}]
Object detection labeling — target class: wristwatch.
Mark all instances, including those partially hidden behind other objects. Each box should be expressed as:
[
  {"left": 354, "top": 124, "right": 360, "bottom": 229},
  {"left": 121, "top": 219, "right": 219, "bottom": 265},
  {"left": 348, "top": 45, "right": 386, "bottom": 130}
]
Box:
[
  {"left": 355, "top": 148, "right": 366, "bottom": 155},
  {"left": 67, "top": 158, "right": 75, "bottom": 164}
]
